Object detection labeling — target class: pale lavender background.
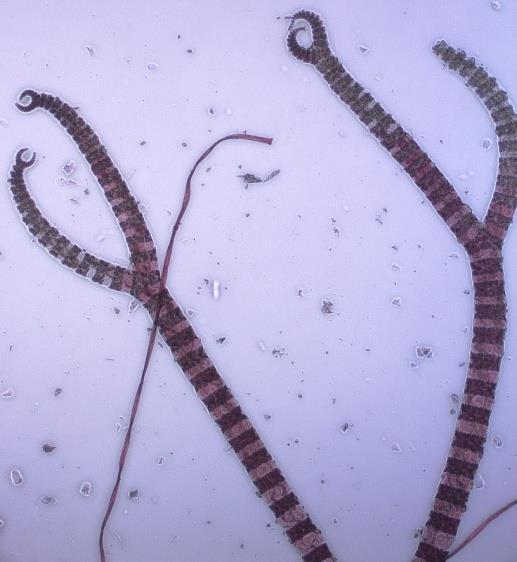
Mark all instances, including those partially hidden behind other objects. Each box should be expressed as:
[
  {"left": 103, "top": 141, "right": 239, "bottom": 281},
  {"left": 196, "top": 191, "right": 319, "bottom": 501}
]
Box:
[{"left": 1, "top": 1, "right": 517, "bottom": 561}]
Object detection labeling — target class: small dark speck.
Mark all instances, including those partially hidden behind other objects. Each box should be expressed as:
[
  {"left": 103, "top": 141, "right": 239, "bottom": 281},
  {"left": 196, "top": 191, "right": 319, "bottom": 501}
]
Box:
[
  {"left": 216, "top": 337, "right": 226, "bottom": 344},
  {"left": 54, "top": 387, "right": 62, "bottom": 397},
  {"left": 139, "top": 140, "right": 146, "bottom": 146},
  {"left": 113, "top": 307, "right": 121, "bottom": 315},
  {"left": 128, "top": 489, "right": 139, "bottom": 500},
  {"left": 297, "top": 393, "right": 303, "bottom": 399},
  {"left": 340, "top": 423, "right": 350, "bottom": 434},
  {"left": 42, "top": 443, "right": 56, "bottom": 453},
  {"left": 186, "top": 49, "right": 193, "bottom": 54}
]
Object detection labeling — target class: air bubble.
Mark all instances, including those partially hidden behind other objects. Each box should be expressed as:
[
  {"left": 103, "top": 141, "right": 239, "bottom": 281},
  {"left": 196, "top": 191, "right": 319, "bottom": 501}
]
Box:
[
  {"left": 79, "top": 481, "right": 92, "bottom": 497},
  {"left": 449, "top": 393, "right": 459, "bottom": 404},
  {"left": 492, "top": 434, "right": 503, "bottom": 448},
  {"left": 474, "top": 473, "right": 486, "bottom": 489},
  {"left": 1, "top": 387, "right": 15, "bottom": 399},
  {"left": 281, "top": 64, "right": 288, "bottom": 72},
  {"left": 0, "top": 118, "right": 8, "bottom": 128},
  {"left": 490, "top": 1, "right": 501, "bottom": 9},
  {"left": 9, "top": 468, "right": 23, "bottom": 486},
  {"left": 257, "top": 341, "right": 266, "bottom": 352}
]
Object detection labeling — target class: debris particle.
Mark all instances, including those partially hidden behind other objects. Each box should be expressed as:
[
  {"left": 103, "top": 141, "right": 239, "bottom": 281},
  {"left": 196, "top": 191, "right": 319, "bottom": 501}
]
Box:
[
  {"left": 1, "top": 387, "right": 15, "bottom": 399},
  {"left": 157, "top": 456, "right": 166, "bottom": 466},
  {"left": 321, "top": 300, "right": 334, "bottom": 314},
  {"left": 62, "top": 160, "right": 77, "bottom": 176},
  {"left": 391, "top": 263, "right": 401, "bottom": 272},
  {"left": 146, "top": 62, "right": 159, "bottom": 71},
  {"left": 57, "top": 177, "right": 78, "bottom": 187},
  {"left": 207, "top": 107, "right": 215, "bottom": 117},
  {"left": 415, "top": 346, "right": 433, "bottom": 360},
  {"left": 216, "top": 337, "right": 226, "bottom": 344},
  {"left": 492, "top": 435, "right": 503, "bottom": 448},
  {"left": 84, "top": 45, "right": 95, "bottom": 57},
  {"left": 114, "top": 307, "right": 121, "bottom": 315},
  {"left": 40, "top": 496, "right": 57, "bottom": 505},
  {"left": 264, "top": 414, "right": 272, "bottom": 421},
  {"left": 9, "top": 468, "right": 24, "bottom": 486},
  {"left": 391, "top": 297, "right": 402, "bottom": 307},
  {"left": 340, "top": 423, "right": 350, "bottom": 434},
  {"left": 0, "top": 519, "right": 5, "bottom": 529},
  {"left": 257, "top": 341, "right": 266, "bottom": 352},
  {"left": 128, "top": 489, "right": 139, "bottom": 501},
  {"left": 449, "top": 393, "right": 459, "bottom": 404},
  {"left": 391, "top": 442, "right": 402, "bottom": 453},
  {"left": 42, "top": 443, "right": 56, "bottom": 454},
  {"left": 474, "top": 473, "right": 485, "bottom": 489},
  {"left": 54, "top": 387, "right": 62, "bottom": 397},
  {"left": 211, "top": 280, "right": 220, "bottom": 300},
  {"left": 297, "top": 288, "right": 304, "bottom": 298},
  {"left": 238, "top": 169, "right": 280, "bottom": 189},
  {"left": 481, "top": 137, "right": 493, "bottom": 150},
  {"left": 272, "top": 347, "right": 287, "bottom": 358},
  {"left": 0, "top": 118, "right": 8, "bottom": 128},
  {"left": 79, "top": 481, "right": 92, "bottom": 497},
  {"left": 490, "top": 0, "right": 501, "bottom": 9},
  {"left": 357, "top": 43, "right": 370, "bottom": 55}
]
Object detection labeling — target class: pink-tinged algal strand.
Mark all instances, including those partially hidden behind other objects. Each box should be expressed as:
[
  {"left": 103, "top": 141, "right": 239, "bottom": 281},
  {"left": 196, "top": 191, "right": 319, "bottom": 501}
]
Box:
[
  {"left": 287, "top": 10, "right": 515, "bottom": 562},
  {"left": 10, "top": 89, "right": 335, "bottom": 562}
]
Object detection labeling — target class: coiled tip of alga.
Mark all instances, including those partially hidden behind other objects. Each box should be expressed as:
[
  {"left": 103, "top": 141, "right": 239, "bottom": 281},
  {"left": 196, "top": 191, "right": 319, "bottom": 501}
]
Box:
[
  {"left": 15, "top": 89, "right": 41, "bottom": 113},
  {"left": 15, "top": 147, "right": 37, "bottom": 169}
]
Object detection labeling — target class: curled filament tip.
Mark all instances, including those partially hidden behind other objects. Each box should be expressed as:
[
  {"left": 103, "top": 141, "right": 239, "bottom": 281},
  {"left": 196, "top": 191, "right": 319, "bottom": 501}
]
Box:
[
  {"left": 15, "top": 89, "right": 41, "bottom": 112},
  {"left": 15, "top": 148, "right": 37, "bottom": 168}
]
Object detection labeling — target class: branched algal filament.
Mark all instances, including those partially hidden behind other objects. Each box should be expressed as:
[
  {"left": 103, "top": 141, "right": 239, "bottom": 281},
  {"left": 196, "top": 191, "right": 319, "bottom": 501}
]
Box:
[
  {"left": 287, "top": 10, "right": 516, "bottom": 562},
  {"left": 10, "top": 90, "right": 336, "bottom": 562}
]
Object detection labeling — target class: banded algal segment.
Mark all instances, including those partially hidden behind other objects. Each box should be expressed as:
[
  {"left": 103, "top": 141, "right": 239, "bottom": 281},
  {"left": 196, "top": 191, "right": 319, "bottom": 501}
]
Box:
[{"left": 287, "top": 11, "right": 514, "bottom": 562}]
